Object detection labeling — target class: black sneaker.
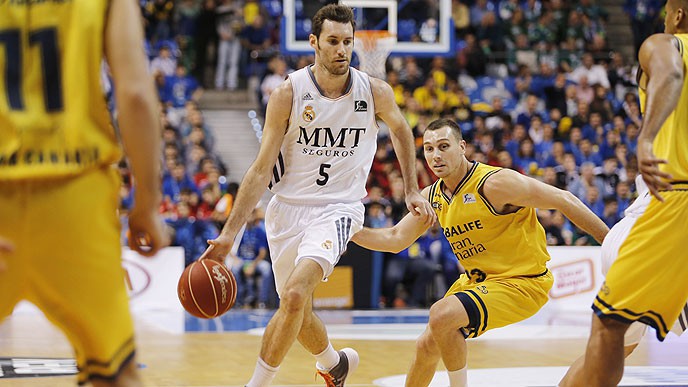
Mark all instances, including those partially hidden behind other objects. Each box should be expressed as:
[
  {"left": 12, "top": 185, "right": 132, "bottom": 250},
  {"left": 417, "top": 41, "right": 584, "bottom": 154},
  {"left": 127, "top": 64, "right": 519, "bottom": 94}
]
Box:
[{"left": 316, "top": 348, "right": 359, "bottom": 387}]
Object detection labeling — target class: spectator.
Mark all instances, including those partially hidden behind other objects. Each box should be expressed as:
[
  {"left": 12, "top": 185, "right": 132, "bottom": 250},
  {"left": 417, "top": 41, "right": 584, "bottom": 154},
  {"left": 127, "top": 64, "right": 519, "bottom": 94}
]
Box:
[
  {"left": 517, "top": 138, "right": 540, "bottom": 176},
  {"left": 582, "top": 185, "right": 605, "bottom": 218},
  {"left": 574, "top": 138, "right": 603, "bottom": 166},
  {"left": 260, "top": 56, "right": 289, "bottom": 114},
  {"left": 623, "top": 0, "right": 663, "bottom": 58},
  {"left": 544, "top": 72, "right": 569, "bottom": 114},
  {"left": 569, "top": 162, "right": 604, "bottom": 201},
  {"left": 589, "top": 84, "right": 614, "bottom": 122},
  {"left": 215, "top": 0, "right": 243, "bottom": 91},
  {"left": 150, "top": 44, "right": 177, "bottom": 77},
  {"left": 240, "top": 13, "right": 272, "bottom": 100},
  {"left": 568, "top": 52, "right": 610, "bottom": 89},
  {"left": 163, "top": 64, "right": 203, "bottom": 126},
  {"left": 145, "top": 0, "right": 175, "bottom": 43},
  {"left": 596, "top": 157, "right": 621, "bottom": 198},
  {"left": 231, "top": 208, "right": 274, "bottom": 308},
  {"left": 383, "top": 240, "right": 436, "bottom": 308},
  {"left": 163, "top": 160, "right": 200, "bottom": 203},
  {"left": 193, "top": 0, "right": 219, "bottom": 87}
]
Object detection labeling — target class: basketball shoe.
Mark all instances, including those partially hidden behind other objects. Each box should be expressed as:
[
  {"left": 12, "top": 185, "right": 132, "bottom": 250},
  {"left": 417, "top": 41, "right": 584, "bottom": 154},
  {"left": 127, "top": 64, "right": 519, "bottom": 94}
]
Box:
[{"left": 316, "top": 348, "right": 359, "bottom": 387}]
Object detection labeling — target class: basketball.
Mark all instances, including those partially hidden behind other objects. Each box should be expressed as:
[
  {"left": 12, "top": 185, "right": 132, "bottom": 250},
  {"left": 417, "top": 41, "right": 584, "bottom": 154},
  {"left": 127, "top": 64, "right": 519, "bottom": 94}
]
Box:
[{"left": 177, "top": 259, "right": 237, "bottom": 318}]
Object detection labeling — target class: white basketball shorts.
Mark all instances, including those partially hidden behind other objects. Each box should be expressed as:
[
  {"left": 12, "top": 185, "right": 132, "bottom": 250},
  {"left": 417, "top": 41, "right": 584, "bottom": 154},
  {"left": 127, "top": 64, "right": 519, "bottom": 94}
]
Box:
[{"left": 265, "top": 196, "right": 364, "bottom": 296}]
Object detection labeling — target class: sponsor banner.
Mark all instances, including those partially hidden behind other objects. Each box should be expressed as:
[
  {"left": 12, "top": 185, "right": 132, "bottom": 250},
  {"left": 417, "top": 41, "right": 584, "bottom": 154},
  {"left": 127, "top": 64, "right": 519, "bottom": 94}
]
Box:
[
  {"left": 13, "top": 247, "right": 185, "bottom": 315},
  {"left": 0, "top": 357, "right": 77, "bottom": 379},
  {"left": 547, "top": 246, "right": 603, "bottom": 312},
  {"left": 122, "top": 247, "right": 185, "bottom": 312},
  {"left": 314, "top": 266, "right": 354, "bottom": 309}
]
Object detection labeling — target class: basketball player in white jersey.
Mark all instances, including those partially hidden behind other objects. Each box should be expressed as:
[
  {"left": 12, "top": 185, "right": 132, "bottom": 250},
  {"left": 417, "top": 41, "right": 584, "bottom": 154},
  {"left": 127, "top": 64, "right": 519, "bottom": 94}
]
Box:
[
  {"left": 559, "top": 174, "right": 688, "bottom": 385},
  {"left": 200, "top": 4, "right": 433, "bottom": 387}
]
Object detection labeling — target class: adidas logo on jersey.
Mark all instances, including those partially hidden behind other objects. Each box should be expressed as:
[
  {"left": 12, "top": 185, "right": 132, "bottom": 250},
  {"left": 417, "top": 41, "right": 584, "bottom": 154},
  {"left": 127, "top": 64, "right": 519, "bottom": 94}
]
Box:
[
  {"left": 302, "top": 92, "right": 314, "bottom": 100},
  {"left": 463, "top": 193, "right": 476, "bottom": 204}
]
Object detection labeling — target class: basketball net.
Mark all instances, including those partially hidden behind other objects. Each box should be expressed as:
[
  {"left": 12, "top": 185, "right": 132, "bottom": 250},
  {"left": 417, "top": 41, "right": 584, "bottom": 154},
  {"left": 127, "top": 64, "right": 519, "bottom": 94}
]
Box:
[{"left": 353, "top": 30, "right": 396, "bottom": 80}]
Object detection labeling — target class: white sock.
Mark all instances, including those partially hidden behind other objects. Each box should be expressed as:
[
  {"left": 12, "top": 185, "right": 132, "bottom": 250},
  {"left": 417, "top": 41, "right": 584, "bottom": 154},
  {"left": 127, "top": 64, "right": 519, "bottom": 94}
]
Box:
[
  {"left": 246, "top": 358, "right": 279, "bottom": 387},
  {"left": 314, "top": 342, "right": 340, "bottom": 371},
  {"left": 447, "top": 365, "right": 468, "bottom": 387}
]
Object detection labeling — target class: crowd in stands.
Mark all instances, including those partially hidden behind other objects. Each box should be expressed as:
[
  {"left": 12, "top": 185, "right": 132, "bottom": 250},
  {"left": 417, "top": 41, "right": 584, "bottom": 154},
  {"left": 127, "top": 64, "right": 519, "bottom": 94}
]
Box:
[{"left": 113, "top": 0, "right": 666, "bottom": 309}]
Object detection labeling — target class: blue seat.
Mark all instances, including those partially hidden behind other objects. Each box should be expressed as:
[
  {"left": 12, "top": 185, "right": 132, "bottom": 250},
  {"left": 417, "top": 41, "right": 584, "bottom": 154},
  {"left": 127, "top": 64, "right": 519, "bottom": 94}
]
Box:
[
  {"left": 503, "top": 77, "right": 517, "bottom": 95},
  {"left": 476, "top": 76, "right": 497, "bottom": 89},
  {"left": 263, "top": 0, "right": 282, "bottom": 18}
]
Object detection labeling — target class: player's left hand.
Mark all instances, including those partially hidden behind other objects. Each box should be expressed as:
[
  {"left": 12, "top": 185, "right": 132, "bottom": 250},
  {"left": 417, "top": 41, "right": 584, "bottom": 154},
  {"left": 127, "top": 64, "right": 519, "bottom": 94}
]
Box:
[
  {"left": 0, "top": 236, "right": 15, "bottom": 273},
  {"left": 638, "top": 139, "right": 673, "bottom": 202},
  {"left": 405, "top": 190, "right": 434, "bottom": 226}
]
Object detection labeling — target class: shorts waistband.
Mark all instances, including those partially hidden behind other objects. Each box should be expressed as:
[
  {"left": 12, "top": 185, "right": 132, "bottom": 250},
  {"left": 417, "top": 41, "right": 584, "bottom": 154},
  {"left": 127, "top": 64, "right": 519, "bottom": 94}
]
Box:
[{"left": 273, "top": 195, "right": 362, "bottom": 207}]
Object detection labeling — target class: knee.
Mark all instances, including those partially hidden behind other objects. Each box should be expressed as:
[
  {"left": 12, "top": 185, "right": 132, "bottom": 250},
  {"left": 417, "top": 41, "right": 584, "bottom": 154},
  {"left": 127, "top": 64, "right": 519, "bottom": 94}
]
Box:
[
  {"left": 280, "top": 287, "right": 308, "bottom": 314},
  {"left": 428, "top": 299, "right": 456, "bottom": 334}
]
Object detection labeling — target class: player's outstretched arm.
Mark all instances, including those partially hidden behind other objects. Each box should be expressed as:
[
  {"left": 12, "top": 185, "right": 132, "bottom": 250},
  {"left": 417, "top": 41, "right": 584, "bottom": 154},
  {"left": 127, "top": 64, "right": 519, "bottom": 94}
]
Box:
[
  {"left": 370, "top": 78, "right": 433, "bottom": 222},
  {"left": 482, "top": 169, "right": 609, "bottom": 244},
  {"left": 351, "top": 187, "right": 434, "bottom": 252},
  {"left": 636, "top": 34, "right": 684, "bottom": 201},
  {"left": 201, "top": 79, "right": 292, "bottom": 263},
  {"left": 351, "top": 211, "right": 431, "bottom": 253},
  {"left": 106, "top": 0, "right": 168, "bottom": 256}
]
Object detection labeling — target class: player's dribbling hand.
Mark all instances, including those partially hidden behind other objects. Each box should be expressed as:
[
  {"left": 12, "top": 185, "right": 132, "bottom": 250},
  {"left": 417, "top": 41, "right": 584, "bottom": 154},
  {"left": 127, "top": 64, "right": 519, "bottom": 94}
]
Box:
[
  {"left": 0, "top": 236, "right": 14, "bottom": 273},
  {"left": 405, "top": 191, "right": 435, "bottom": 226},
  {"left": 199, "top": 234, "right": 234, "bottom": 264},
  {"left": 128, "top": 207, "right": 170, "bottom": 257},
  {"left": 637, "top": 139, "right": 673, "bottom": 202}
]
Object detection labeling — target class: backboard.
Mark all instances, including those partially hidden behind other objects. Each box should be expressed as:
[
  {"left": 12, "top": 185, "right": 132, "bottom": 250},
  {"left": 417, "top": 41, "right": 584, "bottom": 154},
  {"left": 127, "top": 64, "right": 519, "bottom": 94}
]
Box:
[{"left": 281, "top": 0, "right": 454, "bottom": 57}]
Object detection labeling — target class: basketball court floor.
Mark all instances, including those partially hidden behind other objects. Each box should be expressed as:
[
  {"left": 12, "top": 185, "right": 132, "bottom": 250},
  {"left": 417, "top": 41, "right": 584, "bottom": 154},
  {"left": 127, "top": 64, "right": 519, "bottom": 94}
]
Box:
[{"left": 2, "top": 302, "right": 688, "bottom": 386}]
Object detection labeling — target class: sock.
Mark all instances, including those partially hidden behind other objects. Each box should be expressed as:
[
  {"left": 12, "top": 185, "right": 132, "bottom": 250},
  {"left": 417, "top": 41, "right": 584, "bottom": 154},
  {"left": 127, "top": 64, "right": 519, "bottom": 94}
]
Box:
[
  {"left": 246, "top": 358, "right": 279, "bottom": 387},
  {"left": 447, "top": 365, "right": 468, "bottom": 387},
  {"left": 314, "top": 342, "right": 340, "bottom": 371}
]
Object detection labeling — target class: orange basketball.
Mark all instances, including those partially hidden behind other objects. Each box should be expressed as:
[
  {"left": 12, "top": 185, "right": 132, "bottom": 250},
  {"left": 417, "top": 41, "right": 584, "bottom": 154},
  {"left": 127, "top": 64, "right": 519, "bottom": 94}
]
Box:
[{"left": 177, "top": 259, "right": 237, "bottom": 318}]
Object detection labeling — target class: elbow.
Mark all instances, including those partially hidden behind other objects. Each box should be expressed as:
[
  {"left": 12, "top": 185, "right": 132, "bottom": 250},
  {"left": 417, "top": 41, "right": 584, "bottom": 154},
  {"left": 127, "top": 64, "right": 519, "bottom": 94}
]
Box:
[
  {"left": 386, "top": 229, "right": 407, "bottom": 254},
  {"left": 116, "top": 86, "right": 154, "bottom": 108}
]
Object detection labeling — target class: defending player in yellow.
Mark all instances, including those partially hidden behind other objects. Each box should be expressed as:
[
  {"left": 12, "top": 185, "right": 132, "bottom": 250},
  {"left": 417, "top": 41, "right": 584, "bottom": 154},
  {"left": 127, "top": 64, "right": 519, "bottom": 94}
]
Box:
[
  {"left": 561, "top": 1, "right": 688, "bottom": 385},
  {"left": 0, "top": 0, "right": 168, "bottom": 385},
  {"left": 352, "top": 118, "right": 608, "bottom": 387}
]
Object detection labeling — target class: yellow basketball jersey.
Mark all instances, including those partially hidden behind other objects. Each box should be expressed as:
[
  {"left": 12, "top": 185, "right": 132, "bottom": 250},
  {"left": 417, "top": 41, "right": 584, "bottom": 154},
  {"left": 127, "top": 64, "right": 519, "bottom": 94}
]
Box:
[
  {"left": 637, "top": 34, "right": 688, "bottom": 181},
  {"left": 0, "top": 0, "right": 121, "bottom": 180},
  {"left": 429, "top": 162, "right": 550, "bottom": 281}
]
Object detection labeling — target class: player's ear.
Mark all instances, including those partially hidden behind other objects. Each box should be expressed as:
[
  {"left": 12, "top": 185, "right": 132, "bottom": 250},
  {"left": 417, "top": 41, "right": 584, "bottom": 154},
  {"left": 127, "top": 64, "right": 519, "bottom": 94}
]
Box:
[{"left": 309, "top": 34, "right": 318, "bottom": 50}]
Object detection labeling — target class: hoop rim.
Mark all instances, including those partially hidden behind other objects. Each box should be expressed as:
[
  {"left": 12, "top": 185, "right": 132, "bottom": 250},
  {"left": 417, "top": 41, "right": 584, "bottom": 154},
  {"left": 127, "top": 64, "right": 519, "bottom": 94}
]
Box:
[{"left": 354, "top": 30, "right": 396, "bottom": 40}]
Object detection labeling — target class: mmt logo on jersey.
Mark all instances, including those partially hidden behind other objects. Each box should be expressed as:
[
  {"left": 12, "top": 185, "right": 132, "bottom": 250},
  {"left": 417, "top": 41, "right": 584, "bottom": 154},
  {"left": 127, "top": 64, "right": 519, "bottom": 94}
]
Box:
[
  {"left": 297, "top": 127, "right": 367, "bottom": 148},
  {"left": 354, "top": 100, "right": 367, "bottom": 112}
]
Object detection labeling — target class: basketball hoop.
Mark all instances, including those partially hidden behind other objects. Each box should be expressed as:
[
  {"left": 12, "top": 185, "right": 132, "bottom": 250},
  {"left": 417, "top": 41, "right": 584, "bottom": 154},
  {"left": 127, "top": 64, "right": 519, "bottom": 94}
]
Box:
[{"left": 353, "top": 30, "right": 396, "bottom": 80}]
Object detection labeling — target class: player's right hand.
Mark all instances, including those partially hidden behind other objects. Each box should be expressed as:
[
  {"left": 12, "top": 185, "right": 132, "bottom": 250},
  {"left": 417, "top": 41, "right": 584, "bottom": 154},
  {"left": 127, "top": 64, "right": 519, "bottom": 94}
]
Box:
[
  {"left": 200, "top": 234, "right": 234, "bottom": 263},
  {"left": 128, "top": 207, "right": 170, "bottom": 257},
  {"left": 0, "top": 236, "right": 14, "bottom": 273}
]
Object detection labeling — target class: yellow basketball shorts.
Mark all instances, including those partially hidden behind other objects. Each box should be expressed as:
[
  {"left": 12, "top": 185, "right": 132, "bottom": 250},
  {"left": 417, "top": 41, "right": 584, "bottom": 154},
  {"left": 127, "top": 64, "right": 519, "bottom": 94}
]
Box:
[
  {"left": 0, "top": 166, "right": 135, "bottom": 384},
  {"left": 593, "top": 187, "right": 688, "bottom": 341},
  {"left": 445, "top": 270, "right": 553, "bottom": 338}
]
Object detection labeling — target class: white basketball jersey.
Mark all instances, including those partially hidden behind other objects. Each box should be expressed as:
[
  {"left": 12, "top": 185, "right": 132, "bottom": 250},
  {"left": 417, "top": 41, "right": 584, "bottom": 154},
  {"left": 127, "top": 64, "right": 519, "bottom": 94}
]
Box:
[{"left": 269, "top": 66, "right": 379, "bottom": 204}]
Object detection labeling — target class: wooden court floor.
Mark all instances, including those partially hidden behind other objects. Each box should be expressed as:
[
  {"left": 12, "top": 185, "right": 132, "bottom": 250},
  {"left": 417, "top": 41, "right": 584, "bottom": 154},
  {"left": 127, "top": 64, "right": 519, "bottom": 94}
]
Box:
[{"left": 1, "top": 311, "right": 688, "bottom": 386}]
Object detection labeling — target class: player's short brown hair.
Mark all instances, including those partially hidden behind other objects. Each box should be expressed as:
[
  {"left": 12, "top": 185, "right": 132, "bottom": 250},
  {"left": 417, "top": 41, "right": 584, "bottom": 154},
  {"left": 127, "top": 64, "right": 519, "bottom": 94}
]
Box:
[
  {"left": 312, "top": 4, "right": 355, "bottom": 39},
  {"left": 426, "top": 118, "right": 464, "bottom": 142}
]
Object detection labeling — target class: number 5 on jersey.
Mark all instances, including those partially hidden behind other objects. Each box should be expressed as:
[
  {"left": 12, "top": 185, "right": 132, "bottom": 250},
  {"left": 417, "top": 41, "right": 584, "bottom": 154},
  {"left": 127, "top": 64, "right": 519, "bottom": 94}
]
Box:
[{"left": 317, "top": 163, "right": 331, "bottom": 186}]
